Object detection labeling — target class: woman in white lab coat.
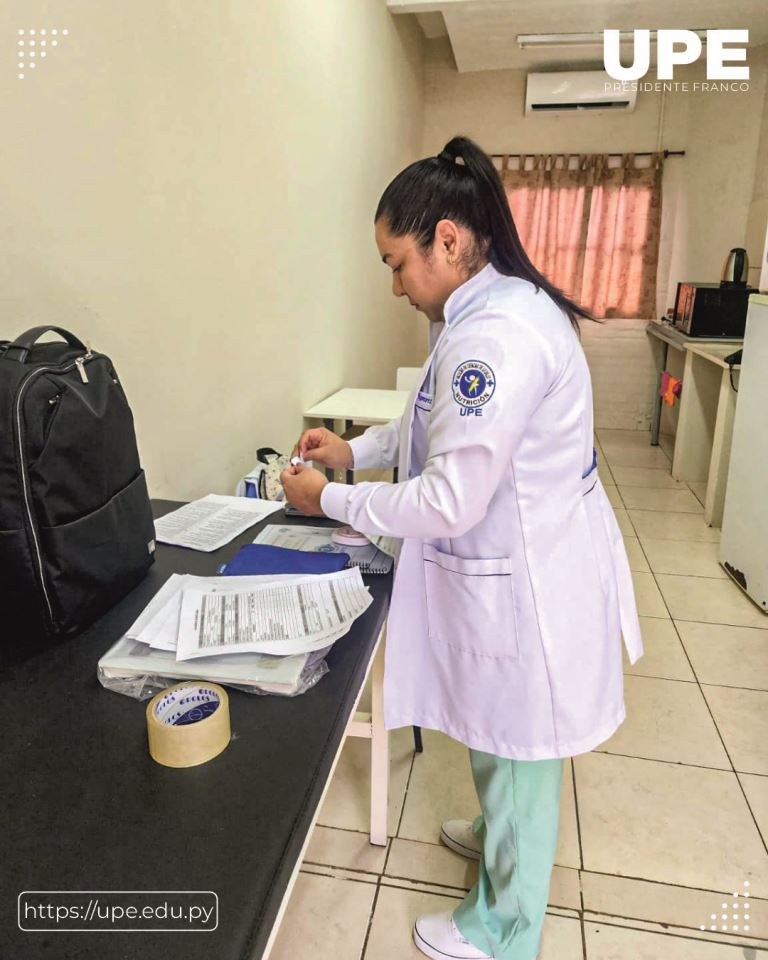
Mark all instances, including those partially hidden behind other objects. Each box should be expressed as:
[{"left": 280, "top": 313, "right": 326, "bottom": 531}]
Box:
[{"left": 282, "top": 136, "right": 643, "bottom": 960}]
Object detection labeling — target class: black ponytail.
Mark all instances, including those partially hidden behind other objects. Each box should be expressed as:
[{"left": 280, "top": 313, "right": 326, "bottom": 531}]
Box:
[{"left": 375, "top": 135, "right": 596, "bottom": 332}]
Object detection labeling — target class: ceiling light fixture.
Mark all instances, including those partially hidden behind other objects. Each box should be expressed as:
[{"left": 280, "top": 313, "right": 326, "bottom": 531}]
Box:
[{"left": 517, "top": 29, "right": 709, "bottom": 50}]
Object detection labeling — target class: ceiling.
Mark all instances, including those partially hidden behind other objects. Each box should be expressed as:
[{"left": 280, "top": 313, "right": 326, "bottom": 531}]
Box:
[{"left": 387, "top": 0, "right": 768, "bottom": 73}]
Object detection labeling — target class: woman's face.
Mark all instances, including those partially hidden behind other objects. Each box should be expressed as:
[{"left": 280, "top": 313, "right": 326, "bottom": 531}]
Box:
[{"left": 375, "top": 218, "right": 480, "bottom": 324}]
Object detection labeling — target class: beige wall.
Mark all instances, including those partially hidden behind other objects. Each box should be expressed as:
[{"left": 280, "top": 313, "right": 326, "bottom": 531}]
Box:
[
  {"left": 422, "top": 38, "right": 768, "bottom": 316},
  {"left": 0, "top": 1, "right": 426, "bottom": 500}
]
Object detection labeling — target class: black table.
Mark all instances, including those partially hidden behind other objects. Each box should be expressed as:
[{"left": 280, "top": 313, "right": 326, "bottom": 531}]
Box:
[{"left": 1, "top": 501, "right": 392, "bottom": 959}]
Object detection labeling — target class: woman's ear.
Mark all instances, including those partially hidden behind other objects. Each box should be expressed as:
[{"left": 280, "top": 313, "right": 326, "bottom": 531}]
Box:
[{"left": 434, "top": 219, "right": 461, "bottom": 266}]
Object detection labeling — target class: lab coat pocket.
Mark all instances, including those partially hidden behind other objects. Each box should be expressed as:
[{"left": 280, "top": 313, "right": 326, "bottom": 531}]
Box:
[{"left": 422, "top": 544, "right": 519, "bottom": 659}]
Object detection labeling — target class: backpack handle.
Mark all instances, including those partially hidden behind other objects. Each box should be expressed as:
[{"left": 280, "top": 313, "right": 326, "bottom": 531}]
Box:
[{"left": 4, "top": 326, "right": 88, "bottom": 363}]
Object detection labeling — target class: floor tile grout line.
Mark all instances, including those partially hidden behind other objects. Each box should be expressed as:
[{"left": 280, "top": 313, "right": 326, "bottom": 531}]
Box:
[
  {"left": 579, "top": 913, "right": 588, "bottom": 960},
  {"left": 581, "top": 912, "right": 768, "bottom": 948},
  {"left": 654, "top": 570, "right": 746, "bottom": 582},
  {"left": 583, "top": 910, "right": 768, "bottom": 944},
  {"left": 635, "top": 534, "right": 722, "bottom": 545},
  {"left": 577, "top": 866, "right": 768, "bottom": 899},
  {"left": 668, "top": 615, "right": 768, "bottom": 630},
  {"left": 699, "top": 681, "right": 768, "bottom": 694},
  {"left": 637, "top": 571, "right": 730, "bottom": 582},
  {"left": 593, "top": 747, "right": 737, "bottom": 773},
  {"left": 377, "top": 874, "right": 582, "bottom": 915},
  {"left": 314, "top": 823, "right": 386, "bottom": 838},
  {"left": 568, "top": 756, "right": 585, "bottom": 875},
  {"left": 624, "top": 671, "right": 768, "bottom": 695},
  {"left": 569, "top": 756, "right": 588, "bottom": 960},
  {"left": 734, "top": 770, "right": 768, "bottom": 853},
  {"left": 623, "top": 671, "right": 699, "bottom": 683},
  {"left": 359, "top": 875, "right": 383, "bottom": 960},
  {"left": 299, "top": 866, "right": 378, "bottom": 885},
  {"left": 302, "top": 859, "right": 385, "bottom": 879},
  {"left": 385, "top": 739, "right": 419, "bottom": 875}
]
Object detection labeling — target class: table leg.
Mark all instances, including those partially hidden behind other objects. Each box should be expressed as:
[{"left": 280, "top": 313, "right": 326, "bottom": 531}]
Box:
[
  {"left": 345, "top": 419, "right": 353, "bottom": 486},
  {"left": 323, "top": 418, "right": 334, "bottom": 482},
  {"left": 369, "top": 631, "right": 389, "bottom": 847},
  {"left": 672, "top": 351, "right": 718, "bottom": 484},
  {"left": 704, "top": 367, "right": 739, "bottom": 527},
  {"left": 651, "top": 340, "right": 668, "bottom": 446}
]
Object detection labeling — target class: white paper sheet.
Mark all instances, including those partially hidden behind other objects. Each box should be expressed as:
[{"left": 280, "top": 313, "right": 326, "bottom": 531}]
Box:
[
  {"left": 175, "top": 567, "right": 372, "bottom": 660},
  {"left": 126, "top": 573, "right": 315, "bottom": 652},
  {"left": 253, "top": 524, "right": 394, "bottom": 573},
  {"left": 154, "top": 494, "right": 283, "bottom": 551}
]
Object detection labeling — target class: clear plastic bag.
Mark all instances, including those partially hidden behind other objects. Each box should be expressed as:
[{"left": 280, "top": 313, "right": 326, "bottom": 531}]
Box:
[{"left": 97, "top": 648, "right": 330, "bottom": 702}]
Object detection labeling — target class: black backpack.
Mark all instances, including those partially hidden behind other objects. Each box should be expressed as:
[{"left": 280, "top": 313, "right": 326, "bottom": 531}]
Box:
[{"left": 0, "top": 326, "right": 155, "bottom": 655}]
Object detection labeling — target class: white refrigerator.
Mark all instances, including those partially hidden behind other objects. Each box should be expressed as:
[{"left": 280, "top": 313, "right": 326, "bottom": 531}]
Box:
[{"left": 719, "top": 293, "right": 768, "bottom": 612}]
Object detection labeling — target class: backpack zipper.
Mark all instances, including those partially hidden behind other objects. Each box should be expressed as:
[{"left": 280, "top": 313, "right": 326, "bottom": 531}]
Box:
[{"left": 14, "top": 351, "right": 94, "bottom": 629}]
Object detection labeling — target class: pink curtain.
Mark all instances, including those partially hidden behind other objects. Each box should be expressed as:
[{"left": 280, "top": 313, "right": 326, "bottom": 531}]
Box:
[{"left": 499, "top": 152, "right": 664, "bottom": 319}]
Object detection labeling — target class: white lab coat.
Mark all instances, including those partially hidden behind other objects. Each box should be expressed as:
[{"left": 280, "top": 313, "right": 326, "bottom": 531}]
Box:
[{"left": 321, "top": 262, "right": 643, "bottom": 760}]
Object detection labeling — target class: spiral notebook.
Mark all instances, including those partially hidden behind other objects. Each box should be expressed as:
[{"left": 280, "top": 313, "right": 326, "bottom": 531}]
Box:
[{"left": 253, "top": 525, "right": 395, "bottom": 574}]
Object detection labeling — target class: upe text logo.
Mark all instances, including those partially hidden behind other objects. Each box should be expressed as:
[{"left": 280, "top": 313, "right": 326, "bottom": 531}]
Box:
[{"left": 604, "top": 30, "right": 749, "bottom": 81}]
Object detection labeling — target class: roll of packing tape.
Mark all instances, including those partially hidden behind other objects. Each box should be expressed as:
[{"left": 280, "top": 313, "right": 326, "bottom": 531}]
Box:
[{"left": 146, "top": 682, "right": 230, "bottom": 768}]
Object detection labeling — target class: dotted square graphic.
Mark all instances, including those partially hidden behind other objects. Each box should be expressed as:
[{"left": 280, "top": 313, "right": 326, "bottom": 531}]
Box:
[
  {"left": 16, "top": 27, "right": 69, "bottom": 79},
  {"left": 700, "top": 880, "right": 751, "bottom": 933}
]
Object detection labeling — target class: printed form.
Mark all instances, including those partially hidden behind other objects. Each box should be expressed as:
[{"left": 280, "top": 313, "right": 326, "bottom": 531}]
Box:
[
  {"left": 175, "top": 568, "right": 371, "bottom": 660},
  {"left": 153, "top": 494, "right": 283, "bottom": 552}
]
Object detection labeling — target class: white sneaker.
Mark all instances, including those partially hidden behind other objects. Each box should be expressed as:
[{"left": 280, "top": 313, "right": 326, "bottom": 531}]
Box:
[
  {"left": 413, "top": 911, "right": 492, "bottom": 960},
  {"left": 440, "top": 819, "right": 481, "bottom": 861}
]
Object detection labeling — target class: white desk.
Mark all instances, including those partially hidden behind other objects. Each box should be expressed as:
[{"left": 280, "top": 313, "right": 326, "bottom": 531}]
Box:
[
  {"left": 303, "top": 387, "right": 411, "bottom": 483},
  {"left": 673, "top": 343, "right": 741, "bottom": 527},
  {"left": 645, "top": 321, "right": 742, "bottom": 446},
  {"left": 304, "top": 387, "right": 411, "bottom": 426}
]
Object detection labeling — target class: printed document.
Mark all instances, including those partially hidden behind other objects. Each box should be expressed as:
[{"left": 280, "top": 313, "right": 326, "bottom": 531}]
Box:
[
  {"left": 175, "top": 567, "right": 371, "bottom": 660},
  {"left": 154, "top": 494, "right": 283, "bottom": 551},
  {"left": 254, "top": 525, "right": 395, "bottom": 573}
]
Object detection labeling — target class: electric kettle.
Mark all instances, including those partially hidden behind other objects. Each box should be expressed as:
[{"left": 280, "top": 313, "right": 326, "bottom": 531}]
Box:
[{"left": 720, "top": 247, "right": 749, "bottom": 286}]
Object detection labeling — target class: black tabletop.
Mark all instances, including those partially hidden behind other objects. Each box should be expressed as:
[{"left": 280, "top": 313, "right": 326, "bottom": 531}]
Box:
[{"left": 1, "top": 500, "right": 391, "bottom": 959}]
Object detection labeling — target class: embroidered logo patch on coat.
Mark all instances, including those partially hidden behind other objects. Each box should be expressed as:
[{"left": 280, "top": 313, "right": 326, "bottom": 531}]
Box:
[{"left": 452, "top": 360, "right": 496, "bottom": 409}]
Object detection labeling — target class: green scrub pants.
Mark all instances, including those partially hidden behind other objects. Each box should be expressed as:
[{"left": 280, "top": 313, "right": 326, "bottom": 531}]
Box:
[{"left": 452, "top": 749, "right": 564, "bottom": 960}]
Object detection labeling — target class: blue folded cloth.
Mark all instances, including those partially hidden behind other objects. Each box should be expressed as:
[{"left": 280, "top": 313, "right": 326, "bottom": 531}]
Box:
[{"left": 218, "top": 543, "right": 349, "bottom": 576}]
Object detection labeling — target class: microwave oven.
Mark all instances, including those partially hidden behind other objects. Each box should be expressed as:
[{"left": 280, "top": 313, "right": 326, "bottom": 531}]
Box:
[{"left": 673, "top": 282, "right": 758, "bottom": 337}]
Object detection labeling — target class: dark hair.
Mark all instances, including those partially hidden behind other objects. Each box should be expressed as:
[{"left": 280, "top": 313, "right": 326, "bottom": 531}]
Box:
[{"left": 375, "top": 135, "right": 596, "bottom": 332}]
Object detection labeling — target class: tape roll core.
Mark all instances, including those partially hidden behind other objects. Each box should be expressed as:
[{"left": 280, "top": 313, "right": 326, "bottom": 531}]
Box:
[{"left": 146, "top": 682, "right": 231, "bottom": 768}]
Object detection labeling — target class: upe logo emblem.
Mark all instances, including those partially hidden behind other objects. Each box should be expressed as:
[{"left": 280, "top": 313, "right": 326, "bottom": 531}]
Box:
[{"left": 604, "top": 30, "right": 749, "bottom": 81}]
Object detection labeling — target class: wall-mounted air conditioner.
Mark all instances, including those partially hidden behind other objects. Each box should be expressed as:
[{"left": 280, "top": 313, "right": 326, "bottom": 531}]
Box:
[{"left": 525, "top": 70, "right": 637, "bottom": 115}]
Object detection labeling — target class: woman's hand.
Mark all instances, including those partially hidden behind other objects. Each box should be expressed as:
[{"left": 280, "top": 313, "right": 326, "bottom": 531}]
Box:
[
  {"left": 293, "top": 428, "right": 353, "bottom": 470},
  {"left": 280, "top": 464, "right": 329, "bottom": 516}
]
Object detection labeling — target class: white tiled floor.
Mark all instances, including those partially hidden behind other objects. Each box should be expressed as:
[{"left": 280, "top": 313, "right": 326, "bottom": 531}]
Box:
[{"left": 269, "top": 429, "right": 768, "bottom": 959}]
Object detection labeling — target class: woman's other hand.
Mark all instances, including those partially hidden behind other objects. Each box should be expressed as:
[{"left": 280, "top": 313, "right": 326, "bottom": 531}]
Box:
[
  {"left": 292, "top": 428, "right": 353, "bottom": 470},
  {"left": 280, "top": 464, "right": 329, "bottom": 516}
]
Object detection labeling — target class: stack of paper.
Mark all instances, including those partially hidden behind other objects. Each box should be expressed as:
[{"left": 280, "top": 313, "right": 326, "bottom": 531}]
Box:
[
  {"left": 97, "top": 634, "right": 327, "bottom": 695},
  {"left": 98, "top": 568, "right": 372, "bottom": 694},
  {"left": 154, "top": 494, "right": 284, "bottom": 551}
]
